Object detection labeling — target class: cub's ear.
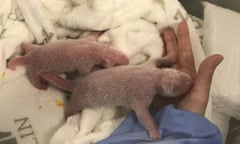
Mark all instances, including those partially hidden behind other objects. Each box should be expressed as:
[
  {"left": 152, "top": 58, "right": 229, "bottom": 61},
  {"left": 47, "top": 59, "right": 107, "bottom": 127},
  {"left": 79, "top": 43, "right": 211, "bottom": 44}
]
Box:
[{"left": 20, "top": 42, "right": 40, "bottom": 54}]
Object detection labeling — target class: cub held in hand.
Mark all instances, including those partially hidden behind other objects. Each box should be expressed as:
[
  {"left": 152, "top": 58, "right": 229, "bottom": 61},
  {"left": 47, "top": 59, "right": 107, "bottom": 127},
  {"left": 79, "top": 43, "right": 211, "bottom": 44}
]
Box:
[{"left": 40, "top": 55, "right": 193, "bottom": 140}]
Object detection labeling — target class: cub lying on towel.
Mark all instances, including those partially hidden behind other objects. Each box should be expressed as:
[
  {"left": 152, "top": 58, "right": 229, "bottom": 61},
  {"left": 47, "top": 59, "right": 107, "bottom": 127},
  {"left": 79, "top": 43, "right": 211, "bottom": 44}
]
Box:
[
  {"left": 7, "top": 33, "right": 129, "bottom": 89},
  {"left": 40, "top": 50, "right": 193, "bottom": 140}
]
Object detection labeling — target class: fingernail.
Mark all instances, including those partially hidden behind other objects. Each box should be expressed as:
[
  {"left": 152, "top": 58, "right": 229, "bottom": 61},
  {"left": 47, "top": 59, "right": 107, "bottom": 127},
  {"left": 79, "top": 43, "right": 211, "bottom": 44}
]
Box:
[{"left": 213, "top": 55, "right": 224, "bottom": 66}]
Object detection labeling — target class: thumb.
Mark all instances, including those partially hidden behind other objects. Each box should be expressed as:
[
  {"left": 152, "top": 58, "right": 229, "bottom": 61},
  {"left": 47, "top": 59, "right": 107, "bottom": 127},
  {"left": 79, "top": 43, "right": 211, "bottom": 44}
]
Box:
[
  {"left": 191, "top": 54, "right": 224, "bottom": 96},
  {"left": 176, "top": 54, "right": 223, "bottom": 115}
]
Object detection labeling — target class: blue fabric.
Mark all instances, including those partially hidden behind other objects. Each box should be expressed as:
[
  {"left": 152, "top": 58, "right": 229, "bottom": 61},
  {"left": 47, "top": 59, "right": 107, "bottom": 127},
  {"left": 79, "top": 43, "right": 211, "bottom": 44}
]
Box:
[{"left": 97, "top": 105, "right": 222, "bottom": 144}]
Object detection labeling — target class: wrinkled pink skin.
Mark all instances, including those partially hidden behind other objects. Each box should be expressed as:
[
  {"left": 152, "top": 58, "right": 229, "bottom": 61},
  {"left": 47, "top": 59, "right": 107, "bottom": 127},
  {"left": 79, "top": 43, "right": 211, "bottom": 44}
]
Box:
[
  {"left": 40, "top": 58, "right": 193, "bottom": 140},
  {"left": 7, "top": 35, "right": 129, "bottom": 89}
]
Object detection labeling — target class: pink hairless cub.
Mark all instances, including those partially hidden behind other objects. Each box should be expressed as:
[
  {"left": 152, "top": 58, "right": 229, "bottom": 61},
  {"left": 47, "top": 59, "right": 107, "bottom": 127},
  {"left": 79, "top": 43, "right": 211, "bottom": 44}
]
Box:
[
  {"left": 7, "top": 33, "right": 129, "bottom": 89},
  {"left": 40, "top": 53, "right": 193, "bottom": 140}
]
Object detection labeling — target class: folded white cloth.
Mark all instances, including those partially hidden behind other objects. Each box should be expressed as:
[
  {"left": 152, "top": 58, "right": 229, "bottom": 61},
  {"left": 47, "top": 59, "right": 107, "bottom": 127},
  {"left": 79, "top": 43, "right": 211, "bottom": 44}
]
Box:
[
  {"left": 203, "top": 2, "right": 240, "bottom": 143},
  {"left": 0, "top": 68, "right": 66, "bottom": 144},
  {"left": 203, "top": 1, "right": 240, "bottom": 122}
]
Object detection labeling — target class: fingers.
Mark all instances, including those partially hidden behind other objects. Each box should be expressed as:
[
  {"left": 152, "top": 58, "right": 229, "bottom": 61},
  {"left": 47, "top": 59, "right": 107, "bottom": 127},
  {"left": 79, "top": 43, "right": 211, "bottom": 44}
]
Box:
[
  {"left": 163, "top": 21, "right": 191, "bottom": 53},
  {"left": 178, "top": 54, "right": 223, "bottom": 115},
  {"left": 161, "top": 21, "right": 197, "bottom": 78},
  {"left": 177, "top": 21, "right": 191, "bottom": 52},
  {"left": 176, "top": 21, "right": 196, "bottom": 77},
  {"left": 162, "top": 21, "right": 223, "bottom": 115},
  {"left": 161, "top": 21, "right": 196, "bottom": 77},
  {"left": 161, "top": 28, "right": 179, "bottom": 67},
  {"left": 162, "top": 27, "right": 178, "bottom": 54}
]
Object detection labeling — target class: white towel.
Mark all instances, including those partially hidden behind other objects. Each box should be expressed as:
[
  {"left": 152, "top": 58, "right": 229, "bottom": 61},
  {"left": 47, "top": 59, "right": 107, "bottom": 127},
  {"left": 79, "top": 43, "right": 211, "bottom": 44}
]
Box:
[
  {"left": 0, "top": 68, "right": 66, "bottom": 144},
  {"left": 203, "top": 2, "right": 240, "bottom": 119},
  {"left": 0, "top": 0, "right": 205, "bottom": 144},
  {"left": 202, "top": 2, "right": 240, "bottom": 143}
]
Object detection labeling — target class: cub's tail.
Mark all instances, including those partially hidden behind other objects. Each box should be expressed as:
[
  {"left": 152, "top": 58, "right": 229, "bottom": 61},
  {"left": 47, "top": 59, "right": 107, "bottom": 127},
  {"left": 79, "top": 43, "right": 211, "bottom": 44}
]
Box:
[{"left": 40, "top": 71, "right": 75, "bottom": 92}]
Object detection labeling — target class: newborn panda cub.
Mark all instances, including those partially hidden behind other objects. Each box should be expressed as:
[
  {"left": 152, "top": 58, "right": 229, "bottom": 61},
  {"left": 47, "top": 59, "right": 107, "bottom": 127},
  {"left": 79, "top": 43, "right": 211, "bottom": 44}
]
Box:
[
  {"left": 40, "top": 53, "right": 193, "bottom": 140},
  {"left": 7, "top": 33, "right": 129, "bottom": 89}
]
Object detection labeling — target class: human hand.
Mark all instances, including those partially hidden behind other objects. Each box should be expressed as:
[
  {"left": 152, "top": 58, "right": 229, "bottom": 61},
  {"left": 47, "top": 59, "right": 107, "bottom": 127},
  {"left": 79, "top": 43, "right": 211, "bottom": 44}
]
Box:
[{"left": 151, "top": 21, "right": 223, "bottom": 115}]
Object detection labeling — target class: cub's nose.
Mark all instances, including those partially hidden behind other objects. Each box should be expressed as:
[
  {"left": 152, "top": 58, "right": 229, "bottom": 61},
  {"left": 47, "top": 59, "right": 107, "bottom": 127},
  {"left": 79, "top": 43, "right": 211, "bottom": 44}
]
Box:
[
  {"left": 160, "top": 69, "right": 193, "bottom": 97},
  {"left": 172, "top": 73, "right": 193, "bottom": 96}
]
